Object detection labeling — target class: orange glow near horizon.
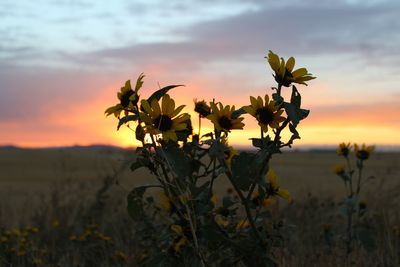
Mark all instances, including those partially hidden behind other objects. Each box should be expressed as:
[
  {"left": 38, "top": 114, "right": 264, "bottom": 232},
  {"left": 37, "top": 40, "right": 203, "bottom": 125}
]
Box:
[{"left": 1, "top": 81, "right": 399, "bottom": 149}]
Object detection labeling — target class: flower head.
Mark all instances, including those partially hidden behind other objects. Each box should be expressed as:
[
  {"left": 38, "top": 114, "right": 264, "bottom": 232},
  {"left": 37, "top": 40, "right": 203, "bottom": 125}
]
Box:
[
  {"left": 105, "top": 74, "right": 144, "bottom": 117},
  {"left": 334, "top": 164, "right": 346, "bottom": 175},
  {"left": 243, "top": 95, "right": 285, "bottom": 133},
  {"left": 266, "top": 169, "right": 292, "bottom": 203},
  {"left": 337, "top": 142, "right": 351, "bottom": 157},
  {"left": 207, "top": 102, "right": 244, "bottom": 132},
  {"left": 194, "top": 99, "right": 211, "bottom": 118},
  {"left": 267, "top": 50, "right": 315, "bottom": 87},
  {"left": 354, "top": 144, "right": 374, "bottom": 160},
  {"left": 140, "top": 94, "right": 190, "bottom": 142}
]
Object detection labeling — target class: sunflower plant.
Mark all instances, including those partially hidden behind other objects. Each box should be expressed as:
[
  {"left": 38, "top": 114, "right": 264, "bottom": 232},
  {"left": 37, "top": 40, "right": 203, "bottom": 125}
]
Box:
[
  {"left": 105, "top": 50, "right": 315, "bottom": 266},
  {"left": 333, "top": 142, "right": 377, "bottom": 254}
]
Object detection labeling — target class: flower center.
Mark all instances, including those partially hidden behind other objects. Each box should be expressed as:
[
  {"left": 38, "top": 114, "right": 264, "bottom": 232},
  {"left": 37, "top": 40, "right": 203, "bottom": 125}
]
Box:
[
  {"left": 153, "top": 115, "right": 173, "bottom": 131},
  {"left": 256, "top": 107, "right": 274, "bottom": 124},
  {"left": 218, "top": 116, "right": 233, "bottom": 130},
  {"left": 120, "top": 90, "right": 134, "bottom": 107},
  {"left": 356, "top": 150, "right": 369, "bottom": 160}
]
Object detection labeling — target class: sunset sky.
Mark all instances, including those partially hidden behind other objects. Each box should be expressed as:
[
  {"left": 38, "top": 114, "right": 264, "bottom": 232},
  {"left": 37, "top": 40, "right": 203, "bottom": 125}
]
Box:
[{"left": 1, "top": 0, "right": 399, "bottom": 149}]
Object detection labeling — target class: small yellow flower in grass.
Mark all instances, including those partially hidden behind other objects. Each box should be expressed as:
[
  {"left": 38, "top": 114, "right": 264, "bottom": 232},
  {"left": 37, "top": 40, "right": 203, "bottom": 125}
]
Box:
[
  {"left": 173, "top": 236, "right": 188, "bottom": 253},
  {"left": 170, "top": 224, "right": 188, "bottom": 253},
  {"left": 0, "top": 236, "right": 8, "bottom": 243},
  {"left": 114, "top": 250, "right": 128, "bottom": 261},
  {"left": 267, "top": 50, "right": 315, "bottom": 87},
  {"left": 207, "top": 102, "right": 244, "bottom": 132},
  {"left": 211, "top": 194, "right": 218, "bottom": 206},
  {"left": 266, "top": 169, "right": 292, "bottom": 203},
  {"left": 214, "top": 215, "right": 229, "bottom": 227},
  {"left": 194, "top": 99, "right": 211, "bottom": 117},
  {"left": 354, "top": 144, "right": 374, "bottom": 160},
  {"left": 334, "top": 164, "right": 346, "bottom": 175},
  {"left": 243, "top": 95, "right": 285, "bottom": 133},
  {"left": 262, "top": 197, "right": 276, "bottom": 207},
  {"left": 140, "top": 94, "right": 190, "bottom": 142},
  {"left": 235, "top": 219, "right": 250, "bottom": 231},
  {"left": 337, "top": 142, "right": 351, "bottom": 157}
]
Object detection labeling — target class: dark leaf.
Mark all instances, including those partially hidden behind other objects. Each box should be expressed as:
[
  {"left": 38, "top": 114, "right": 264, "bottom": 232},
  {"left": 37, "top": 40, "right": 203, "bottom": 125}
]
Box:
[
  {"left": 232, "top": 107, "right": 246, "bottom": 119},
  {"left": 117, "top": 114, "right": 139, "bottom": 130},
  {"left": 135, "top": 124, "right": 145, "bottom": 142},
  {"left": 127, "top": 186, "right": 147, "bottom": 221},
  {"left": 290, "top": 85, "right": 301, "bottom": 108},
  {"left": 146, "top": 84, "right": 184, "bottom": 106}
]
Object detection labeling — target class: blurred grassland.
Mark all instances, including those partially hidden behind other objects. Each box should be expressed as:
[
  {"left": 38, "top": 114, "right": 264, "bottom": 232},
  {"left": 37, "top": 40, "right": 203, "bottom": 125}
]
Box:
[
  {"left": 0, "top": 147, "right": 399, "bottom": 266},
  {"left": 1, "top": 147, "right": 399, "bottom": 199}
]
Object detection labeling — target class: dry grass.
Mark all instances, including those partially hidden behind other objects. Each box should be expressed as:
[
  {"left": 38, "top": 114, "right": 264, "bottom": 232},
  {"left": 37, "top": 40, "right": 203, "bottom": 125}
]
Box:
[{"left": 0, "top": 147, "right": 399, "bottom": 266}]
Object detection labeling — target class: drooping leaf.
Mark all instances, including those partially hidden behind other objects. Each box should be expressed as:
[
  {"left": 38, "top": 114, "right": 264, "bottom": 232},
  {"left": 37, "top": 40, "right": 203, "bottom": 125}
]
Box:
[
  {"left": 130, "top": 156, "right": 154, "bottom": 173},
  {"left": 117, "top": 114, "right": 139, "bottom": 130},
  {"left": 232, "top": 107, "right": 246, "bottom": 119},
  {"left": 145, "top": 85, "right": 184, "bottom": 107},
  {"left": 290, "top": 85, "right": 301, "bottom": 108},
  {"left": 135, "top": 124, "right": 145, "bottom": 142},
  {"left": 231, "top": 152, "right": 259, "bottom": 191},
  {"left": 283, "top": 102, "right": 310, "bottom": 127}
]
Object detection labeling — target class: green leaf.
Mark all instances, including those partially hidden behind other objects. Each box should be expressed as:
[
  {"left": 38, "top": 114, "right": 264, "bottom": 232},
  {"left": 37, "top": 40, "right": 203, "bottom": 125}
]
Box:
[
  {"left": 146, "top": 84, "right": 184, "bottom": 105},
  {"left": 162, "top": 146, "right": 192, "bottom": 178},
  {"left": 290, "top": 85, "right": 301, "bottom": 108},
  {"left": 232, "top": 107, "right": 246, "bottom": 119},
  {"left": 231, "top": 152, "right": 259, "bottom": 191},
  {"left": 104, "top": 104, "right": 123, "bottom": 117},
  {"left": 283, "top": 102, "right": 310, "bottom": 127},
  {"left": 272, "top": 93, "right": 284, "bottom": 105},
  {"left": 130, "top": 156, "right": 153, "bottom": 172},
  {"left": 117, "top": 114, "right": 139, "bottom": 130},
  {"left": 127, "top": 186, "right": 147, "bottom": 221},
  {"left": 135, "top": 124, "right": 145, "bottom": 142},
  {"left": 135, "top": 73, "right": 145, "bottom": 93}
]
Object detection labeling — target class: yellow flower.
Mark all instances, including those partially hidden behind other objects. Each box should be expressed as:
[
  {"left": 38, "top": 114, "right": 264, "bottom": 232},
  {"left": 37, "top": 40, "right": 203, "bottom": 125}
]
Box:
[
  {"left": 354, "top": 144, "right": 374, "bottom": 160},
  {"left": 334, "top": 164, "right": 345, "bottom": 175},
  {"left": 211, "top": 194, "right": 218, "bottom": 206},
  {"left": 170, "top": 224, "right": 188, "bottom": 253},
  {"left": 235, "top": 219, "right": 250, "bottom": 231},
  {"left": 173, "top": 236, "right": 188, "bottom": 253},
  {"left": 194, "top": 99, "right": 211, "bottom": 118},
  {"left": 266, "top": 169, "right": 292, "bottom": 203},
  {"left": 140, "top": 94, "right": 190, "bottom": 142},
  {"left": 207, "top": 102, "right": 244, "bottom": 132},
  {"left": 105, "top": 74, "right": 144, "bottom": 117},
  {"left": 215, "top": 215, "right": 229, "bottom": 227},
  {"left": 267, "top": 50, "right": 315, "bottom": 87},
  {"left": 243, "top": 95, "right": 285, "bottom": 133},
  {"left": 337, "top": 142, "right": 351, "bottom": 157}
]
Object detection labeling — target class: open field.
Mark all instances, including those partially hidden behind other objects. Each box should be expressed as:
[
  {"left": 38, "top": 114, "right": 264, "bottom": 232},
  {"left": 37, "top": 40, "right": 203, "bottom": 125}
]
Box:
[
  {"left": 0, "top": 147, "right": 399, "bottom": 266},
  {"left": 1, "top": 147, "right": 399, "bottom": 202}
]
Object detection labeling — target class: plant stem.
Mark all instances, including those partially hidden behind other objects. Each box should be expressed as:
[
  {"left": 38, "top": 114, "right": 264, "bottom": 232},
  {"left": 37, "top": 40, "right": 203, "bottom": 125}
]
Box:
[
  {"left": 219, "top": 158, "right": 266, "bottom": 247},
  {"left": 356, "top": 160, "right": 363, "bottom": 196}
]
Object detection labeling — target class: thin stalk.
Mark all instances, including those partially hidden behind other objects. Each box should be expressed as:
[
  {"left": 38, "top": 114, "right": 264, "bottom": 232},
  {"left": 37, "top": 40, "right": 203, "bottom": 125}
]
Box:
[
  {"left": 356, "top": 160, "right": 363, "bottom": 196},
  {"left": 219, "top": 158, "right": 266, "bottom": 247}
]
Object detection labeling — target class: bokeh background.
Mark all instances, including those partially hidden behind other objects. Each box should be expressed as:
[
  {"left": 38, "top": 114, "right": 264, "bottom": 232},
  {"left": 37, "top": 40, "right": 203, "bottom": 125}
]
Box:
[{"left": 1, "top": 0, "right": 399, "bottom": 149}]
